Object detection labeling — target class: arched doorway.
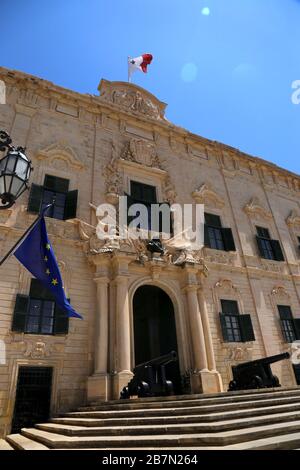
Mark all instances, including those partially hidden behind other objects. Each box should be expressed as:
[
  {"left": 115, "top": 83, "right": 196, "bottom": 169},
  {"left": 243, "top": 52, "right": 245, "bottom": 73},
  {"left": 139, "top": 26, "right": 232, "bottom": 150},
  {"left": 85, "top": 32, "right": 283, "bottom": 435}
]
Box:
[{"left": 133, "top": 285, "right": 181, "bottom": 394}]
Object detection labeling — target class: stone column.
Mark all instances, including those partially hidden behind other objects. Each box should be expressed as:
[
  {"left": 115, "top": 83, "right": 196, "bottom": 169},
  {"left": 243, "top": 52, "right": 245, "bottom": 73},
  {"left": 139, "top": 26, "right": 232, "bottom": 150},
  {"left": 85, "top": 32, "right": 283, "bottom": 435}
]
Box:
[
  {"left": 112, "top": 255, "right": 134, "bottom": 398},
  {"left": 185, "top": 284, "right": 209, "bottom": 372},
  {"left": 94, "top": 277, "right": 109, "bottom": 374},
  {"left": 197, "top": 284, "right": 223, "bottom": 393},
  {"left": 184, "top": 266, "right": 223, "bottom": 393},
  {"left": 197, "top": 286, "right": 216, "bottom": 371},
  {"left": 87, "top": 276, "right": 110, "bottom": 402},
  {"left": 87, "top": 254, "right": 111, "bottom": 402},
  {"left": 115, "top": 275, "right": 131, "bottom": 374}
]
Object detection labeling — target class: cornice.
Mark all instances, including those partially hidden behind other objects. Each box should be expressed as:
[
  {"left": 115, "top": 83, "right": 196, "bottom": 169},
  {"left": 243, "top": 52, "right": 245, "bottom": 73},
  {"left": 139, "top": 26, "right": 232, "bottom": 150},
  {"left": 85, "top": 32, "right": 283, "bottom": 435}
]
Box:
[{"left": 0, "top": 66, "right": 299, "bottom": 184}]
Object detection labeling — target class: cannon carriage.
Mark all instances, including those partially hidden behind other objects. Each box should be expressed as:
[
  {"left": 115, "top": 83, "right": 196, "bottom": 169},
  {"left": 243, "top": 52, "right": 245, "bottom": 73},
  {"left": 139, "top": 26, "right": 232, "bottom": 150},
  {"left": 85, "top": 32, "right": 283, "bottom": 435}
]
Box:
[
  {"left": 120, "top": 351, "right": 178, "bottom": 399},
  {"left": 228, "top": 352, "right": 290, "bottom": 391}
]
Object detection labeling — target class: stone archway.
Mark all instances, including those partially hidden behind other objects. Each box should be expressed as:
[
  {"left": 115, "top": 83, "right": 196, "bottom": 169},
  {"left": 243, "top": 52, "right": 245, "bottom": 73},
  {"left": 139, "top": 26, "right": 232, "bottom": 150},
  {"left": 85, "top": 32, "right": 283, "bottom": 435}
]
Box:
[{"left": 133, "top": 285, "right": 182, "bottom": 394}]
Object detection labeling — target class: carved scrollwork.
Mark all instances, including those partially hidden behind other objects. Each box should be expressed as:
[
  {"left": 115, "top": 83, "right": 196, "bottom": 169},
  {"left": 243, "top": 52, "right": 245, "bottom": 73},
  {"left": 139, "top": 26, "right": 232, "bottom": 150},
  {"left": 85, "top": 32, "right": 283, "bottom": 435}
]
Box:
[
  {"left": 271, "top": 285, "right": 290, "bottom": 301},
  {"left": 36, "top": 141, "right": 85, "bottom": 171},
  {"left": 121, "top": 138, "right": 163, "bottom": 169},
  {"left": 99, "top": 79, "right": 167, "bottom": 120},
  {"left": 286, "top": 209, "right": 300, "bottom": 227},
  {"left": 103, "top": 141, "right": 123, "bottom": 202},
  {"left": 224, "top": 344, "right": 253, "bottom": 361},
  {"left": 192, "top": 183, "right": 224, "bottom": 209},
  {"left": 244, "top": 197, "right": 272, "bottom": 220}
]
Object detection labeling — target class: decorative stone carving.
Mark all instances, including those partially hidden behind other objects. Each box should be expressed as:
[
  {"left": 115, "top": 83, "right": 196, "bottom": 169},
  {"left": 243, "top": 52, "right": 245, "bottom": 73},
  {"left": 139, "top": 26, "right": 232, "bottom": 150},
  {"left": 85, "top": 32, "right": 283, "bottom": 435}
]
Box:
[
  {"left": 99, "top": 80, "right": 167, "bottom": 120},
  {"left": 203, "top": 248, "right": 236, "bottom": 266},
  {"left": 10, "top": 336, "right": 65, "bottom": 358},
  {"left": 44, "top": 218, "right": 80, "bottom": 244},
  {"left": 286, "top": 209, "right": 300, "bottom": 227},
  {"left": 271, "top": 285, "right": 290, "bottom": 301},
  {"left": 24, "top": 340, "right": 50, "bottom": 358},
  {"left": 121, "top": 138, "right": 163, "bottom": 169},
  {"left": 215, "top": 278, "right": 239, "bottom": 296},
  {"left": 163, "top": 175, "right": 177, "bottom": 204},
  {"left": 18, "top": 89, "right": 39, "bottom": 107},
  {"left": 103, "top": 141, "right": 123, "bottom": 203},
  {"left": 36, "top": 141, "right": 84, "bottom": 171},
  {"left": 224, "top": 344, "right": 253, "bottom": 361},
  {"left": 261, "top": 261, "right": 284, "bottom": 273},
  {"left": 192, "top": 183, "right": 224, "bottom": 209},
  {"left": 244, "top": 197, "right": 272, "bottom": 220}
]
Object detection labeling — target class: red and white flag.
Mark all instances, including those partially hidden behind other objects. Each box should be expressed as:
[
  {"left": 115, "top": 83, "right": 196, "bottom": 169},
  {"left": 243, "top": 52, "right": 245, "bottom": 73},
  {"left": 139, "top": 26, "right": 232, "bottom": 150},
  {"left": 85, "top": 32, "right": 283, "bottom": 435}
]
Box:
[{"left": 128, "top": 53, "right": 153, "bottom": 81}]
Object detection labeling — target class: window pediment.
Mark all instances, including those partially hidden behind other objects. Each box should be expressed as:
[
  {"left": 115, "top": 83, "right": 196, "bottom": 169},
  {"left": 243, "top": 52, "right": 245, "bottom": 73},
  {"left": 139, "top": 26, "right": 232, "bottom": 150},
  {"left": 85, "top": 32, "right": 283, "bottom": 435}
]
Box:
[
  {"left": 36, "top": 142, "right": 84, "bottom": 171},
  {"left": 192, "top": 183, "right": 224, "bottom": 209},
  {"left": 286, "top": 209, "right": 300, "bottom": 227},
  {"left": 244, "top": 197, "right": 272, "bottom": 220},
  {"left": 98, "top": 79, "right": 167, "bottom": 120}
]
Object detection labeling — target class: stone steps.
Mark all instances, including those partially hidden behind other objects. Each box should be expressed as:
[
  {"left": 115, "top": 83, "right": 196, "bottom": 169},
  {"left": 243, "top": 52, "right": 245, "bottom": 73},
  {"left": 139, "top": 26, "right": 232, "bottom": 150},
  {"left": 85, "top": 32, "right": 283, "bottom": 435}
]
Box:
[
  {"left": 79, "top": 388, "right": 300, "bottom": 411},
  {"left": 36, "top": 411, "right": 300, "bottom": 436},
  {"left": 4, "top": 387, "right": 300, "bottom": 450},
  {"left": 51, "top": 402, "right": 300, "bottom": 427},
  {"left": 6, "top": 433, "right": 49, "bottom": 450},
  {"left": 17, "top": 420, "right": 300, "bottom": 448},
  {"left": 64, "top": 395, "right": 300, "bottom": 419},
  {"left": 0, "top": 439, "right": 14, "bottom": 450}
]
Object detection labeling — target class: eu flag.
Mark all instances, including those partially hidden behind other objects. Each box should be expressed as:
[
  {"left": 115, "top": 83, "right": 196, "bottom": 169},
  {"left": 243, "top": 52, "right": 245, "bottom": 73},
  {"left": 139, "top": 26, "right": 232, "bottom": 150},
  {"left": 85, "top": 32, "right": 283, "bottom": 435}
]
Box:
[{"left": 14, "top": 215, "right": 82, "bottom": 319}]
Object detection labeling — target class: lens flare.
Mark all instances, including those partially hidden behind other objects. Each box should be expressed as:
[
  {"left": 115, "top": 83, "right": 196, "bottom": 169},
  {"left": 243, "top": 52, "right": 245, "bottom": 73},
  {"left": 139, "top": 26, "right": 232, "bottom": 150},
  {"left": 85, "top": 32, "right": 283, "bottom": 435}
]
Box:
[
  {"left": 181, "top": 63, "right": 198, "bottom": 82},
  {"left": 201, "top": 7, "right": 210, "bottom": 16}
]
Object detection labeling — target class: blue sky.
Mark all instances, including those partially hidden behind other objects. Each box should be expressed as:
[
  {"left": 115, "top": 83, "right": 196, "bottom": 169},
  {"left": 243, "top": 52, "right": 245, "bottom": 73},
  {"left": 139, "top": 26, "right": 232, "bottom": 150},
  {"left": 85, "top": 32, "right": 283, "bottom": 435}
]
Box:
[{"left": 1, "top": 0, "right": 300, "bottom": 174}]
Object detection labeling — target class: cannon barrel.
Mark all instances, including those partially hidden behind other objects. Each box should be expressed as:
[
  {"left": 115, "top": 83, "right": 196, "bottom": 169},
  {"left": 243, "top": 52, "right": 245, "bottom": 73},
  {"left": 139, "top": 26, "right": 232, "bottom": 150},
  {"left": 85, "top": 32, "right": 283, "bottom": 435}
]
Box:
[
  {"left": 233, "top": 352, "right": 290, "bottom": 370},
  {"left": 133, "top": 351, "right": 178, "bottom": 372}
]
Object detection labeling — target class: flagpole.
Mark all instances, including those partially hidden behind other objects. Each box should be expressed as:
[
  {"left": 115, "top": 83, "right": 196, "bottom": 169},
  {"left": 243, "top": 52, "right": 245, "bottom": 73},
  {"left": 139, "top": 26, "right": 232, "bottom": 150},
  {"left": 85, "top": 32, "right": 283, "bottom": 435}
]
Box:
[{"left": 0, "top": 204, "right": 53, "bottom": 267}]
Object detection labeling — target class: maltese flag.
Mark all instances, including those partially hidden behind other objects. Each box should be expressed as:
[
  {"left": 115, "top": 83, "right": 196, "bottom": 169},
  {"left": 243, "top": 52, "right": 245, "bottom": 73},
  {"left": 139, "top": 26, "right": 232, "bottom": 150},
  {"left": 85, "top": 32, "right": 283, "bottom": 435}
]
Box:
[{"left": 128, "top": 53, "right": 153, "bottom": 81}]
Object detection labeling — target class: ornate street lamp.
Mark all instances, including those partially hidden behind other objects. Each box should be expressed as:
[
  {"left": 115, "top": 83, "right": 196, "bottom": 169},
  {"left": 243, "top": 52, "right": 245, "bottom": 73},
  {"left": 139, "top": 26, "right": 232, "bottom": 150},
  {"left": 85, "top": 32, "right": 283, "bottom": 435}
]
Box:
[{"left": 0, "top": 130, "right": 33, "bottom": 210}]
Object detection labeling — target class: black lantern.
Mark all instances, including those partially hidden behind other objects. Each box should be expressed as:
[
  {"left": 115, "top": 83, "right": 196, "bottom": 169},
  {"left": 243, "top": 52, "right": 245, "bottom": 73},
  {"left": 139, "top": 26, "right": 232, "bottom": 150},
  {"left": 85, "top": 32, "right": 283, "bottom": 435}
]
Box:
[{"left": 0, "top": 131, "right": 33, "bottom": 210}]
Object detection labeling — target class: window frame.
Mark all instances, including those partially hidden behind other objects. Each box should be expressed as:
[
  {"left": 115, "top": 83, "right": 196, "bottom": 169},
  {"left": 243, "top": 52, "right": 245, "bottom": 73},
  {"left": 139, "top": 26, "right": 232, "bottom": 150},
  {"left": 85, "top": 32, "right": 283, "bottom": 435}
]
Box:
[{"left": 278, "top": 305, "right": 297, "bottom": 343}]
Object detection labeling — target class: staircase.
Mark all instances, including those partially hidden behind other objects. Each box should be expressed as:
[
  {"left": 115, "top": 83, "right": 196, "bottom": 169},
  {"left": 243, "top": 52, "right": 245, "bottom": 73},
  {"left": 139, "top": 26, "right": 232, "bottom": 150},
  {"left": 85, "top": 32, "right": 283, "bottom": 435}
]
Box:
[{"left": 3, "top": 387, "right": 300, "bottom": 450}]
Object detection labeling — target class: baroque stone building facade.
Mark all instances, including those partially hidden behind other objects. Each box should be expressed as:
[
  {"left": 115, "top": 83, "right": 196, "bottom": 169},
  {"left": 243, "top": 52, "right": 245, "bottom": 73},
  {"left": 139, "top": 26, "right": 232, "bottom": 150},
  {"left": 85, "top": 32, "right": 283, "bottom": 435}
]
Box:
[{"left": 0, "top": 66, "right": 300, "bottom": 437}]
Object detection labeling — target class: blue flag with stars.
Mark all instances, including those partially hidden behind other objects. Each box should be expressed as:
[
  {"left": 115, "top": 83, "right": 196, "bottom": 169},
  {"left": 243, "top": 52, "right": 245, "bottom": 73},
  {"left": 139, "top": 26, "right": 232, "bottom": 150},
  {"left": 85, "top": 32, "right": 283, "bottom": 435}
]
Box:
[{"left": 14, "top": 215, "right": 82, "bottom": 319}]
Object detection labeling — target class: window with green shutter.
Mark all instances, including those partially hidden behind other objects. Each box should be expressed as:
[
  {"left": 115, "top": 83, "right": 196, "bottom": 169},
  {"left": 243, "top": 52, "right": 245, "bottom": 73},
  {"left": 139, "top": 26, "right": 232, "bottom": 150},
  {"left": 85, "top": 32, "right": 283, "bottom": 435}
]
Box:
[
  {"left": 11, "top": 279, "right": 69, "bottom": 335},
  {"left": 27, "top": 175, "right": 78, "bottom": 220},
  {"left": 278, "top": 305, "right": 297, "bottom": 343},
  {"left": 204, "top": 213, "right": 236, "bottom": 252},
  {"left": 256, "top": 226, "right": 284, "bottom": 261},
  {"left": 219, "top": 299, "right": 255, "bottom": 343}
]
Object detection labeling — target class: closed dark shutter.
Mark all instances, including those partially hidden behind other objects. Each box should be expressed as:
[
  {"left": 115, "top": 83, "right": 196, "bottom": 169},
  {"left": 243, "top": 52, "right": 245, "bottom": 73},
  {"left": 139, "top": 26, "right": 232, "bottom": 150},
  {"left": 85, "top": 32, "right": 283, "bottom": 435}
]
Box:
[
  {"left": 293, "top": 319, "right": 300, "bottom": 340},
  {"left": 239, "top": 314, "right": 255, "bottom": 342},
  {"left": 222, "top": 228, "right": 236, "bottom": 251},
  {"left": 130, "top": 181, "right": 157, "bottom": 203},
  {"left": 44, "top": 175, "right": 69, "bottom": 193},
  {"left": 205, "top": 213, "right": 222, "bottom": 227},
  {"left": 64, "top": 190, "right": 78, "bottom": 220},
  {"left": 204, "top": 224, "right": 210, "bottom": 247},
  {"left": 126, "top": 193, "right": 136, "bottom": 226},
  {"left": 27, "top": 184, "right": 43, "bottom": 214},
  {"left": 278, "top": 305, "right": 292, "bottom": 320},
  {"left": 271, "top": 239, "right": 284, "bottom": 261},
  {"left": 221, "top": 299, "right": 239, "bottom": 315},
  {"left": 256, "top": 236, "right": 266, "bottom": 258},
  {"left": 30, "top": 279, "right": 54, "bottom": 301},
  {"left": 279, "top": 319, "right": 289, "bottom": 343},
  {"left": 54, "top": 303, "right": 69, "bottom": 335},
  {"left": 12, "top": 294, "right": 30, "bottom": 332},
  {"left": 219, "top": 313, "right": 230, "bottom": 342}
]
